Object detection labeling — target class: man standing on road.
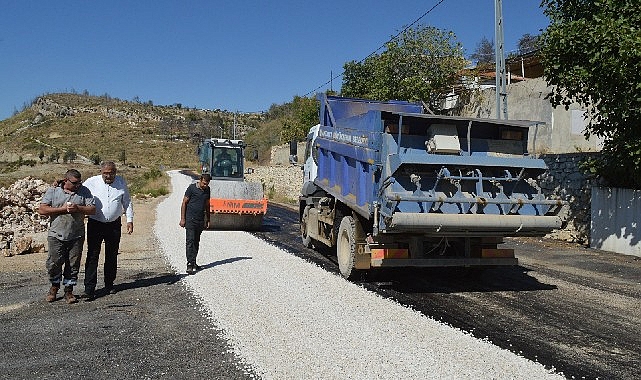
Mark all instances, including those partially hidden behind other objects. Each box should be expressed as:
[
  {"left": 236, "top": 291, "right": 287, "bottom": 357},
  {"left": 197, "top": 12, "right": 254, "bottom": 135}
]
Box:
[
  {"left": 179, "top": 173, "right": 211, "bottom": 274},
  {"left": 82, "top": 161, "right": 134, "bottom": 299},
  {"left": 38, "top": 169, "right": 96, "bottom": 304}
]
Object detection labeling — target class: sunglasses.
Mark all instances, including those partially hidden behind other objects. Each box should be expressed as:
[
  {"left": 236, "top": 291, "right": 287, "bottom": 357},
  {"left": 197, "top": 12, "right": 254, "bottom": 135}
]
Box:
[{"left": 67, "top": 179, "right": 82, "bottom": 186}]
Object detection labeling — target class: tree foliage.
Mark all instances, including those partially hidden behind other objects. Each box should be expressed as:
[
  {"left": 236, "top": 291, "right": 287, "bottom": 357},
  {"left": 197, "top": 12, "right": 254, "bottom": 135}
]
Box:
[
  {"left": 470, "top": 36, "right": 495, "bottom": 65},
  {"left": 89, "top": 152, "right": 101, "bottom": 165},
  {"left": 517, "top": 33, "right": 540, "bottom": 55},
  {"left": 540, "top": 0, "right": 641, "bottom": 189},
  {"left": 281, "top": 96, "right": 319, "bottom": 143},
  {"left": 63, "top": 149, "right": 77, "bottom": 164},
  {"left": 245, "top": 95, "right": 320, "bottom": 163},
  {"left": 341, "top": 25, "right": 466, "bottom": 109}
]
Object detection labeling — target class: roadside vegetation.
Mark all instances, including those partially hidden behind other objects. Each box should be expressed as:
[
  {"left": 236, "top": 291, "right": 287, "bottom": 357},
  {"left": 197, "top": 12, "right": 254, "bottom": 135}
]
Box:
[{"left": 540, "top": 0, "right": 641, "bottom": 189}]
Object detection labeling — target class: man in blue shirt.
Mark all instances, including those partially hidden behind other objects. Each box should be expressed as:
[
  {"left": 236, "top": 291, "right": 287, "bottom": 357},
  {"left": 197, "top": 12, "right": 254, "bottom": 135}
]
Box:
[{"left": 82, "top": 161, "right": 134, "bottom": 299}]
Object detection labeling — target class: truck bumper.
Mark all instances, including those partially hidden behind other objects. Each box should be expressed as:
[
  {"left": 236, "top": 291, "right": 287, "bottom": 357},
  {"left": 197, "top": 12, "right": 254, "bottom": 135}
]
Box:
[{"left": 386, "top": 213, "right": 562, "bottom": 236}]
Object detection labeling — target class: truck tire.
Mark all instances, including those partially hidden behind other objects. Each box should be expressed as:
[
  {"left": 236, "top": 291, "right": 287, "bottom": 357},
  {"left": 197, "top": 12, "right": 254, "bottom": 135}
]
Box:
[
  {"left": 337, "top": 216, "right": 363, "bottom": 280},
  {"left": 300, "top": 205, "right": 313, "bottom": 248}
]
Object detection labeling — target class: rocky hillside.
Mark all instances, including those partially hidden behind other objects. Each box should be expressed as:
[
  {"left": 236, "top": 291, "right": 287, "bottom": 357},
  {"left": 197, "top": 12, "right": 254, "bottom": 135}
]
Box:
[{"left": 0, "top": 93, "right": 264, "bottom": 170}]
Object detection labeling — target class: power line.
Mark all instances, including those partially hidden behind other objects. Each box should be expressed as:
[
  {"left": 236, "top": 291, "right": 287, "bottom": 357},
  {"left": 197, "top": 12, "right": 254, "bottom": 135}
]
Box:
[{"left": 303, "top": 0, "right": 448, "bottom": 97}]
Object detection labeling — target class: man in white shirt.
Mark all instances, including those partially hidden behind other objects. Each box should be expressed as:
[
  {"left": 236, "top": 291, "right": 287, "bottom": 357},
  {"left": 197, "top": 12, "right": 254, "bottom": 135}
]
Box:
[{"left": 82, "top": 161, "right": 134, "bottom": 299}]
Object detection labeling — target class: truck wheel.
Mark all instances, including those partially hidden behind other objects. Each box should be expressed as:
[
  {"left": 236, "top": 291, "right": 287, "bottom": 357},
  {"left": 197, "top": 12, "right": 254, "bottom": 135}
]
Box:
[
  {"left": 337, "top": 216, "right": 362, "bottom": 280},
  {"left": 300, "top": 205, "right": 313, "bottom": 248}
]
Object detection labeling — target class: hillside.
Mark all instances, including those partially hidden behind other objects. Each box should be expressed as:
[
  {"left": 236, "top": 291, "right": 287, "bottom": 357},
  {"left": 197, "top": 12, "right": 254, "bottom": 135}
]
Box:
[{"left": 0, "top": 93, "right": 264, "bottom": 171}]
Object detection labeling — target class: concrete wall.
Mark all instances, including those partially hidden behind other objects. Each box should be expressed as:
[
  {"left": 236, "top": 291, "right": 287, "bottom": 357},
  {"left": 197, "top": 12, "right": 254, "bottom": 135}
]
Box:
[
  {"left": 591, "top": 187, "right": 641, "bottom": 257},
  {"left": 269, "top": 142, "right": 306, "bottom": 166},
  {"left": 457, "top": 78, "right": 604, "bottom": 154}
]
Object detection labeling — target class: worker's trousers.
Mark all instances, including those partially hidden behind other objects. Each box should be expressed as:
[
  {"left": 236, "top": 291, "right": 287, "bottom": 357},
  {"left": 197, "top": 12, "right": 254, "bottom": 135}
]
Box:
[{"left": 185, "top": 226, "right": 204, "bottom": 265}]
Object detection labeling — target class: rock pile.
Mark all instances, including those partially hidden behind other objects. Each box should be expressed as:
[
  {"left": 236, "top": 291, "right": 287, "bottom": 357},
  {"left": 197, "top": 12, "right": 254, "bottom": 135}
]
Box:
[
  {"left": 1, "top": 177, "right": 50, "bottom": 256},
  {"left": 32, "top": 96, "right": 162, "bottom": 124}
]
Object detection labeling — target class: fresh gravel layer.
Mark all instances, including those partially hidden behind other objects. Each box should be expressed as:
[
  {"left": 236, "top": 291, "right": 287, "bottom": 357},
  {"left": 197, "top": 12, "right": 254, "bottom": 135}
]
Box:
[{"left": 155, "top": 170, "right": 563, "bottom": 380}]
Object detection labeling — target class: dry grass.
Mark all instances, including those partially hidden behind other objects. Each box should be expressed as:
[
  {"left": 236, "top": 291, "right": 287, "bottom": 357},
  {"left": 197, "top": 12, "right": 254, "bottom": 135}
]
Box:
[
  {"left": 0, "top": 161, "right": 170, "bottom": 198},
  {"left": 0, "top": 93, "right": 257, "bottom": 193},
  {"left": 0, "top": 93, "right": 263, "bottom": 172}
]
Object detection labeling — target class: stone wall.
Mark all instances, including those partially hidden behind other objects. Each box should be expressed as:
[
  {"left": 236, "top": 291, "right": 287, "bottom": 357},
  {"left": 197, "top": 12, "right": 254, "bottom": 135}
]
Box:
[{"left": 539, "top": 152, "right": 600, "bottom": 244}]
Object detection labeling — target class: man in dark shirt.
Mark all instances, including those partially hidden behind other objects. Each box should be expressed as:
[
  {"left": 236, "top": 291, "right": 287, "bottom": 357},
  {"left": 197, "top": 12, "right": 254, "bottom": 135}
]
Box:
[{"left": 179, "top": 174, "right": 211, "bottom": 274}]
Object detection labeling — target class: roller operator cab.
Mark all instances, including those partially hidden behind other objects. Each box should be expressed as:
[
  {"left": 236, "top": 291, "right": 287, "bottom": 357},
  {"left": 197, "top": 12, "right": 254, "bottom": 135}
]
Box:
[
  {"left": 299, "top": 94, "right": 567, "bottom": 279},
  {"left": 198, "top": 138, "right": 267, "bottom": 230}
]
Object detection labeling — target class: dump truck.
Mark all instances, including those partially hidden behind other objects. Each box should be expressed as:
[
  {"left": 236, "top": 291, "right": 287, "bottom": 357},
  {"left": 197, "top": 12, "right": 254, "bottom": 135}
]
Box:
[
  {"left": 299, "top": 95, "right": 567, "bottom": 279},
  {"left": 198, "top": 138, "right": 267, "bottom": 230}
]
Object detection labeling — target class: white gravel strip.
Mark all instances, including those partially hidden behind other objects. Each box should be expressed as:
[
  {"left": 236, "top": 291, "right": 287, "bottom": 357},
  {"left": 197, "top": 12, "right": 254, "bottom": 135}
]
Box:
[{"left": 155, "top": 170, "right": 563, "bottom": 380}]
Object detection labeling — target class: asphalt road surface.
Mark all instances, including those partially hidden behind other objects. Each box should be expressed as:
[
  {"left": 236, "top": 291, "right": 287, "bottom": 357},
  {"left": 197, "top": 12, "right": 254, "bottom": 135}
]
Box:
[
  {"left": 1, "top": 200, "right": 639, "bottom": 379},
  {"left": 254, "top": 204, "right": 641, "bottom": 380}
]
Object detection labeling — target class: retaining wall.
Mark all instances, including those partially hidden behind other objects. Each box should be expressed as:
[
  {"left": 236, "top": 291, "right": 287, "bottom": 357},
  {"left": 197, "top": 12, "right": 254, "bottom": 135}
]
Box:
[
  {"left": 590, "top": 187, "right": 641, "bottom": 257},
  {"left": 539, "top": 153, "right": 600, "bottom": 244}
]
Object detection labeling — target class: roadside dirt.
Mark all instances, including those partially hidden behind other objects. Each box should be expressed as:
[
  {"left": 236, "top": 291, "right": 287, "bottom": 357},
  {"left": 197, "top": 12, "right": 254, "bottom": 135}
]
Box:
[{"left": 0, "top": 195, "right": 255, "bottom": 380}]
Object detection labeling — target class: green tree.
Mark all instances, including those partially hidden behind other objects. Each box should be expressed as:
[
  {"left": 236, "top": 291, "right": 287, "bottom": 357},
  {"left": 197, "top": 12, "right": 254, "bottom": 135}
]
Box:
[
  {"left": 49, "top": 149, "right": 60, "bottom": 163},
  {"left": 281, "top": 96, "right": 319, "bottom": 142},
  {"left": 470, "top": 36, "right": 494, "bottom": 65},
  {"left": 119, "top": 149, "right": 127, "bottom": 164},
  {"left": 540, "top": 0, "right": 641, "bottom": 188},
  {"left": 341, "top": 25, "right": 466, "bottom": 109},
  {"left": 517, "top": 33, "right": 540, "bottom": 55},
  {"left": 90, "top": 152, "right": 101, "bottom": 165},
  {"left": 38, "top": 150, "right": 45, "bottom": 162},
  {"left": 63, "top": 149, "right": 77, "bottom": 163}
]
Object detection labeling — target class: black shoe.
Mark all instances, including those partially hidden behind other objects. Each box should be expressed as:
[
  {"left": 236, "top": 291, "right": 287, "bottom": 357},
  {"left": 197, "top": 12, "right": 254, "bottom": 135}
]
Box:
[
  {"left": 82, "top": 291, "right": 95, "bottom": 301},
  {"left": 104, "top": 284, "right": 117, "bottom": 294},
  {"left": 186, "top": 264, "right": 195, "bottom": 275}
]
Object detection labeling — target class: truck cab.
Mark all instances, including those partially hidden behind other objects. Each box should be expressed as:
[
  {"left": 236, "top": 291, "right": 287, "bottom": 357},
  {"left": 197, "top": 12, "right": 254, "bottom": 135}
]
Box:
[{"left": 199, "top": 139, "right": 245, "bottom": 180}]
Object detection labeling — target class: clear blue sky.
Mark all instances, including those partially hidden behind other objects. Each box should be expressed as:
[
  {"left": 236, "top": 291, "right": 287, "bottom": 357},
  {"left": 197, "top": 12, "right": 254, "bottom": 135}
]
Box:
[{"left": 0, "top": 0, "right": 548, "bottom": 120}]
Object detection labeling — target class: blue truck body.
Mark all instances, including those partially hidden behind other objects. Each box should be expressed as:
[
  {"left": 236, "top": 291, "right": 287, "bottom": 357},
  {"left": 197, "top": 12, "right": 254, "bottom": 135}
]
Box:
[{"left": 300, "top": 95, "right": 566, "bottom": 278}]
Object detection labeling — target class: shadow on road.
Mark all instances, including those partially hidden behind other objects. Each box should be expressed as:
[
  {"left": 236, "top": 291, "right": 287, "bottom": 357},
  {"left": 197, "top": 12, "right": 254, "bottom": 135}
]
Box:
[
  {"left": 368, "top": 266, "right": 557, "bottom": 294},
  {"left": 91, "top": 257, "right": 253, "bottom": 300},
  {"left": 198, "top": 256, "right": 252, "bottom": 270}
]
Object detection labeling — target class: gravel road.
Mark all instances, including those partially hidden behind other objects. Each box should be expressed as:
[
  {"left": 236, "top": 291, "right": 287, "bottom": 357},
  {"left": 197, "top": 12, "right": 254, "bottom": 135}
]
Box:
[
  {"left": 155, "top": 170, "right": 562, "bottom": 379},
  {"left": 3, "top": 167, "right": 636, "bottom": 379}
]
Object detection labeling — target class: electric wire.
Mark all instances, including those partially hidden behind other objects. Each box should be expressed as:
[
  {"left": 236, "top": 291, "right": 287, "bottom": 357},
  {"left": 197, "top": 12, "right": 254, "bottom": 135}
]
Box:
[{"left": 303, "top": 0, "right": 448, "bottom": 97}]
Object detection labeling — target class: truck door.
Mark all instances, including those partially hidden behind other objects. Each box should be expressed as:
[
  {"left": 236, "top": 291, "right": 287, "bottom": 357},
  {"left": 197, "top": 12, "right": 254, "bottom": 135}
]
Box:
[{"left": 303, "top": 124, "right": 320, "bottom": 184}]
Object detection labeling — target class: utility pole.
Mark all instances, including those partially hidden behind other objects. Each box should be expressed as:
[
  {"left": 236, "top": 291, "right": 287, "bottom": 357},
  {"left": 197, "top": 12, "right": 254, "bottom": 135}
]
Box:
[
  {"left": 495, "top": 0, "right": 508, "bottom": 119},
  {"left": 330, "top": 70, "right": 333, "bottom": 93},
  {"left": 233, "top": 112, "right": 237, "bottom": 139}
]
